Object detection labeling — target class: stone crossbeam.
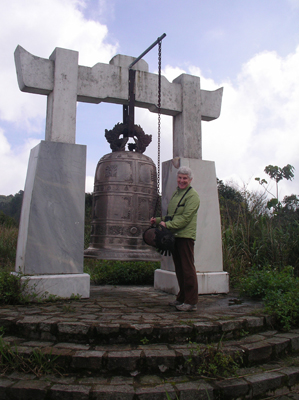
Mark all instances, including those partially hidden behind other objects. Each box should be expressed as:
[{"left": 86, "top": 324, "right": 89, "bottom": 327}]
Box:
[{"left": 15, "top": 45, "right": 223, "bottom": 159}]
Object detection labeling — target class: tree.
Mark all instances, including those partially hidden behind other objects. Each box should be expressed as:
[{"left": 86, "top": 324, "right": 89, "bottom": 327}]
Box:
[{"left": 255, "top": 164, "right": 295, "bottom": 208}]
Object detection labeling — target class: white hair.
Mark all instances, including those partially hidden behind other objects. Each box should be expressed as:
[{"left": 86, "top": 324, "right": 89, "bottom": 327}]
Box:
[{"left": 177, "top": 166, "right": 193, "bottom": 179}]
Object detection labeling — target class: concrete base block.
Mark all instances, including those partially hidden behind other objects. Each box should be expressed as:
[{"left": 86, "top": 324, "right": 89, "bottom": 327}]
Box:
[
  {"left": 154, "top": 269, "right": 229, "bottom": 295},
  {"left": 20, "top": 273, "right": 90, "bottom": 299}
]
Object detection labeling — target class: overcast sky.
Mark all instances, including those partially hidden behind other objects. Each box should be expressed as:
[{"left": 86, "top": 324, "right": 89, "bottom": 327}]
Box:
[{"left": 0, "top": 0, "right": 298, "bottom": 202}]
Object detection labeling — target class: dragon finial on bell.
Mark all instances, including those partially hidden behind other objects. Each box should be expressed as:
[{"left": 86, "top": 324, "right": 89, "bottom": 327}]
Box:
[{"left": 105, "top": 122, "right": 152, "bottom": 154}]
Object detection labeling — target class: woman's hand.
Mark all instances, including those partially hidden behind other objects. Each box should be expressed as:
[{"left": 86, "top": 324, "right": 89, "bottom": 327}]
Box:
[
  {"left": 150, "top": 217, "right": 156, "bottom": 225},
  {"left": 159, "top": 221, "right": 166, "bottom": 227}
]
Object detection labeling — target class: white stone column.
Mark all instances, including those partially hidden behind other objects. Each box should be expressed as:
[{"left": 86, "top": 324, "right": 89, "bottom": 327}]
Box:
[
  {"left": 173, "top": 74, "right": 202, "bottom": 159},
  {"left": 45, "top": 48, "right": 79, "bottom": 143}
]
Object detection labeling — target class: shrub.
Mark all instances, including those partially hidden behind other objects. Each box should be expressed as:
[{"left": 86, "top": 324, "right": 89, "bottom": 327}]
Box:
[
  {"left": 264, "top": 284, "right": 299, "bottom": 331},
  {"left": 238, "top": 265, "right": 299, "bottom": 330},
  {"left": 0, "top": 270, "right": 25, "bottom": 305},
  {"left": 238, "top": 265, "right": 296, "bottom": 298},
  {"left": 84, "top": 259, "right": 160, "bottom": 285}
]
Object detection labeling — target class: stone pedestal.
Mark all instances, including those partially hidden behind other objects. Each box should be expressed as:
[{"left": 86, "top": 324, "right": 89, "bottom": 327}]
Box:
[
  {"left": 15, "top": 140, "right": 90, "bottom": 299},
  {"left": 154, "top": 157, "right": 229, "bottom": 295}
]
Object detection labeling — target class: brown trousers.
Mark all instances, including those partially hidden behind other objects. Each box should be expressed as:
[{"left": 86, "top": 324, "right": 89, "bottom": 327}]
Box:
[{"left": 172, "top": 238, "right": 198, "bottom": 305}]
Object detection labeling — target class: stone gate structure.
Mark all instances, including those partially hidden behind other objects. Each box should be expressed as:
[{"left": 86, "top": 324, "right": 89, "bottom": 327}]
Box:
[{"left": 14, "top": 45, "right": 228, "bottom": 298}]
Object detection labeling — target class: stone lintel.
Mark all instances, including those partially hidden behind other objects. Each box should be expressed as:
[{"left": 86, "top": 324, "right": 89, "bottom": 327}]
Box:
[
  {"left": 14, "top": 45, "right": 54, "bottom": 95},
  {"left": 14, "top": 46, "right": 223, "bottom": 121}
]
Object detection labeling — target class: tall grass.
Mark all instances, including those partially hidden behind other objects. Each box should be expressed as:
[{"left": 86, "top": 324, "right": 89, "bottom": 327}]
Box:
[
  {"left": 0, "top": 225, "right": 18, "bottom": 272},
  {"left": 220, "top": 185, "right": 299, "bottom": 286}
]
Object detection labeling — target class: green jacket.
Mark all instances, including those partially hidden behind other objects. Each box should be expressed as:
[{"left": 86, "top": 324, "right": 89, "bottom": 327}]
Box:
[{"left": 156, "top": 185, "right": 200, "bottom": 240}]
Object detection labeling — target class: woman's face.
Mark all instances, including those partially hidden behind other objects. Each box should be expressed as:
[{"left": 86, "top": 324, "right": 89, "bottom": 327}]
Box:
[{"left": 177, "top": 173, "right": 192, "bottom": 190}]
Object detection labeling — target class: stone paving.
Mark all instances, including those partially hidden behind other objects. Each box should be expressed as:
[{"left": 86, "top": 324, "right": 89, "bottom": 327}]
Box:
[
  {"left": 0, "top": 285, "right": 266, "bottom": 344},
  {"left": 1, "top": 285, "right": 299, "bottom": 399}
]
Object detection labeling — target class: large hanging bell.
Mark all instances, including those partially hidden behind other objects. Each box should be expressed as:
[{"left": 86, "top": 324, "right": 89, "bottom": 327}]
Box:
[{"left": 84, "top": 150, "right": 161, "bottom": 261}]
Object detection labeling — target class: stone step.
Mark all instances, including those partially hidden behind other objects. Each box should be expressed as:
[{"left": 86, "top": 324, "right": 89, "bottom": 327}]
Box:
[
  {"left": 1, "top": 287, "right": 299, "bottom": 398},
  {"left": 1, "top": 356, "right": 299, "bottom": 399},
  {"left": 1, "top": 316, "right": 274, "bottom": 346},
  {"left": 2, "top": 329, "right": 299, "bottom": 377},
  {"left": 0, "top": 286, "right": 270, "bottom": 345},
  {"left": 0, "top": 308, "right": 274, "bottom": 346}
]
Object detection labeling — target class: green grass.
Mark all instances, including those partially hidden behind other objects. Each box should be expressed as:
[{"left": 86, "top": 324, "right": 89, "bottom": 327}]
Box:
[{"left": 0, "top": 335, "right": 64, "bottom": 377}]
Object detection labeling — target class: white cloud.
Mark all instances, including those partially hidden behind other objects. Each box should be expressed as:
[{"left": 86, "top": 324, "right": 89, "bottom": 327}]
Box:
[
  {"left": 0, "top": 128, "right": 39, "bottom": 195},
  {"left": 138, "top": 46, "right": 299, "bottom": 200},
  {"left": 202, "top": 46, "right": 299, "bottom": 198},
  {"left": 0, "top": 0, "right": 118, "bottom": 195},
  {"left": 107, "top": 47, "right": 299, "bottom": 200},
  {"left": 0, "top": 0, "right": 298, "bottom": 202},
  {"left": 162, "top": 65, "right": 186, "bottom": 83},
  {"left": 0, "top": 0, "right": 117, "bottom": 125}
]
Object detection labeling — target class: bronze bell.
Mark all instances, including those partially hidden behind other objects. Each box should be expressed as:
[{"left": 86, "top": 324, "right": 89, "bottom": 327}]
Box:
[{"left": 84, "top": 123, "right": 161, "bottom": 261}]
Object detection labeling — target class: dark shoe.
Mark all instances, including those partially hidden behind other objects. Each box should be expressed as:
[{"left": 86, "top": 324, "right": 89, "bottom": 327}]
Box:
[
  {"left": 168, "top": 300, "right": 183, "bottom": 306},
  {"left": 176, "top": 303, "right": 197, "bottom": 312}
]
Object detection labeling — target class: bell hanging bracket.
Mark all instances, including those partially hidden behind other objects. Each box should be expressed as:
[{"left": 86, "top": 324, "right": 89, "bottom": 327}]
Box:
[{"left": 123, "top": 33, "right": 167, "bottom": 139}]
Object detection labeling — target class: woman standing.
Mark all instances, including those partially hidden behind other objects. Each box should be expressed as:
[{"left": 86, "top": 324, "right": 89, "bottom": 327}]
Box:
[{"left": 150, "top": 166, "right": 200, "bottom": 311}]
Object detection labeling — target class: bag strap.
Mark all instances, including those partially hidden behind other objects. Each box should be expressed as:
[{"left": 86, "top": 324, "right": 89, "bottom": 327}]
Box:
[{"left": 168, "top": 186, "right": 192, "bottom": 218}]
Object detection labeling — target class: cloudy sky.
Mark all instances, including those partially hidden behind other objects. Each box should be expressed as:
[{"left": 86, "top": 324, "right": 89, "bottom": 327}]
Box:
[{"left": 0, "top": 0, "right": 298, "bottom": 202}]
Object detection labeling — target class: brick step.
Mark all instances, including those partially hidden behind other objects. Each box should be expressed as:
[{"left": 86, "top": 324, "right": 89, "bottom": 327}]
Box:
[
  {"left": 2, "top": 329, "right": 299, "bottom": 377},
  {"left": 1, "top": 356, "right": 299, "bottom": 399},
  {"left": 0, "top": 312, "right": 276, "bottom": 345},
  {"left": 2, "top": 287, "right": 298, "bottom": 398}
]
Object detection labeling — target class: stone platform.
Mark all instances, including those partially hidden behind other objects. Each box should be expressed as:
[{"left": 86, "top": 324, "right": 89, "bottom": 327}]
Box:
[{"left": 1, "top": 285, "right": 299, "bottom": 399}]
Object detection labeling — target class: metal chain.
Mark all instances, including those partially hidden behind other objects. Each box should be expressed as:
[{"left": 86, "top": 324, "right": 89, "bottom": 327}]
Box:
[
  {"left": 153, "top": 41, "right": 162, "bottom": 218},
  {"left": 157, "top": 41, "right": 162, "bottom": 197}
]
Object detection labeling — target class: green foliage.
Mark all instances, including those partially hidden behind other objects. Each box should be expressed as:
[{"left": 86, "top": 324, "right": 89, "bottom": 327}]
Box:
[
  {"left": 256, "top": 164, "right": 295, "bottom": 203},
  {"left": 264, "top": 164, "right": 295, "bottom": 184},
  {"left": 219, "top": 175, "right": 299, "bottom": 284},
  {"left": 239, "top": 266, "right": 299, "bottom": 330},
  {"left": 264, "top": 285, "right": 299, "bottom": 331},
  {"left": 197, "top": 345, "right": 241, "bottom": 378},
  {"left": 0, "top": 191, "right": 24, "bottom": 226},
  {"left": 84, "top": 259, "right": 159, "bottom": 285},
  {"left": 0, "top": 225, "right": 18, "bottom": 271},
  {"left": 239, "top": 265, "right": 295, "bottom": 298},
  {"left": 0, "top": 270, "right": 24, "bottom": 305},
  {"left": 0, "top": 211, "right": 17, "bottom": 228},
  {"left": 140, "top": 337, "right": 150, "bottom": 345},
  {"left": 187, "top": 339, "right": 242, "bottom": 378},
  {"left": 84, "top": 192, "right": 93, "bottom": 249},
  {"left": 0, "top": 335, "right": 63, "bottom": 377}
]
